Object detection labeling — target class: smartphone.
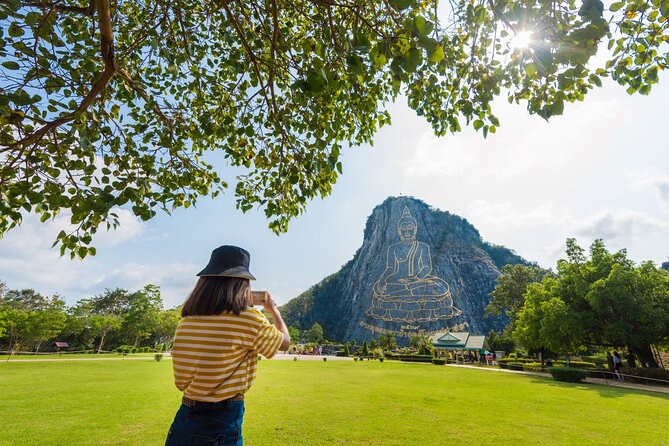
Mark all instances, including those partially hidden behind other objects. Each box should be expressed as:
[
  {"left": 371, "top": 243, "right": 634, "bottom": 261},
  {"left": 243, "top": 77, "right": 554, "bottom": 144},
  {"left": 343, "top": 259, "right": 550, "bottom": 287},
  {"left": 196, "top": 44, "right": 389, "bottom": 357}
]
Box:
[{"left": 251, "top": 290, "right": 269, "bottom": 306}]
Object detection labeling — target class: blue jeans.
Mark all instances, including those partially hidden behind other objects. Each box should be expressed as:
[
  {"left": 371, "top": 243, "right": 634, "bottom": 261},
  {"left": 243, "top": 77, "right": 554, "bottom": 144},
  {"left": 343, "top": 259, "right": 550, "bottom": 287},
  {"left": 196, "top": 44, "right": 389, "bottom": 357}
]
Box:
[{"left": 165, "top": 399, "right": 245, "bottom": 446}]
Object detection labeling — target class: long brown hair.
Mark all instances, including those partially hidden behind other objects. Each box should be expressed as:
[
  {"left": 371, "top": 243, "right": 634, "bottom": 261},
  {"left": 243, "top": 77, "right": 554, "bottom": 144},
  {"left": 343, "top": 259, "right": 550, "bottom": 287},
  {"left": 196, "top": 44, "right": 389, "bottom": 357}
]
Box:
[{"left": 181, "top": 276, "right": 250, "bottom": 317}]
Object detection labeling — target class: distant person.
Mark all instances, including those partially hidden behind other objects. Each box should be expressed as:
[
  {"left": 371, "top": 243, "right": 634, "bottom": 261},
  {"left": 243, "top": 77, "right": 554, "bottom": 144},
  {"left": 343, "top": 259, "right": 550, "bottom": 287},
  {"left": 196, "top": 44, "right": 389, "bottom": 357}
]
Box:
[
  {"left": 612, "top": 351, "right": 624, "bottom": 381},
  {"left": 165, "top": 245, "right": 290, "bottom": 446}
]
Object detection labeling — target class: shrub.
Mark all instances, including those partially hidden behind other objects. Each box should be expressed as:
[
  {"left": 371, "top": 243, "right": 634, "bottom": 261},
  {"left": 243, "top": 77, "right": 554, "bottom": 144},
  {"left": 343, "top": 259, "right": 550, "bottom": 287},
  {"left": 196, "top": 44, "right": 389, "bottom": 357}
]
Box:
[
  {"left": 561, "top": 360, "right": 596, "bottom": 369},
  {"left": 161, "top": 343, "right": 168, "bottom": 352},
  {"left": 154, "top": 354, "right": 163, "bottom": 362},
  {"left": 131, "top": 347, "right": 138, "bottom": 354},
  {"left": 379, "top": 357, "right": 384, "bottom": 362},
  {"left": 548, "top": 367, "right": 587, "bottom": 383},
  {"left": 323, "top": 357, "right": 327, "bottom": 362},
  {"left": 498, "top": 357, "right": 534, "bottom": 365},
  {"left": 523, "top": 362, "right": 544, "bottom": 372},
  {"left": 353, "top": 357, "right": 358, "bottom": 362},
  {"left": 398, "top": 354, "right": 433, "bottom": 363},
  {"left": 507, "top": 363, "right": 525, "bottom": 371},
  {"left": 432, "top": 358, "right": 446, "bottom": 365}
]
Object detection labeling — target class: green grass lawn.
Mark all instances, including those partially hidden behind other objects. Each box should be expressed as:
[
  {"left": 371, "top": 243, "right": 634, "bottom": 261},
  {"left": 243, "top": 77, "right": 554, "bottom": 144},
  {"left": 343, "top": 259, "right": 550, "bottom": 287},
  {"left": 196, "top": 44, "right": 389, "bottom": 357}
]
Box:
[
  {"left": 0, "top": 353, "right": 159, "bottom": 361},
  {"left": 1, "top": 359, "right": 667, "bottom": 445}
]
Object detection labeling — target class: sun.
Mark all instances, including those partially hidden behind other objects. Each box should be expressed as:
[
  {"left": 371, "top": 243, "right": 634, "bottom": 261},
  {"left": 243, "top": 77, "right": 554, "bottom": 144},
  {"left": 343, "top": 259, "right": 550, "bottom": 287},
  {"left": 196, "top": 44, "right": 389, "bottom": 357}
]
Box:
[{"left": 510, "top": 30, "right": 533, "bottom": 50}]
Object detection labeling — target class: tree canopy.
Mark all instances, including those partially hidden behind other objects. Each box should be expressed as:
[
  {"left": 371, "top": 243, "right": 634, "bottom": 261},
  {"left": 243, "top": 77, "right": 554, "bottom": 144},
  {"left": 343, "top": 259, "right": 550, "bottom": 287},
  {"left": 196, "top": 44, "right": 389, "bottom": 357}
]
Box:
[
  {"left": 486, "top": 263, "right": 554, "bottom": 331},
  {"left": 1, "top": 0, "right": 668, "bottom": 256},
  {"left": 512, "top": 239, "right": 669, "bottom": 366},
  {"left": 0, "top": 282, "right": 181, "bottom": 353}
]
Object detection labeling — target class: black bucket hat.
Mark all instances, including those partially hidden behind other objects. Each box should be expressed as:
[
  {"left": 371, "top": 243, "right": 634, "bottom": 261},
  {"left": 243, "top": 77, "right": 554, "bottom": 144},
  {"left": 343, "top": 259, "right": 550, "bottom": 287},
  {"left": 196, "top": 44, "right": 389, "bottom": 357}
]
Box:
[{"left": 196, "top": 245, "right": 256, "bottom": 280}]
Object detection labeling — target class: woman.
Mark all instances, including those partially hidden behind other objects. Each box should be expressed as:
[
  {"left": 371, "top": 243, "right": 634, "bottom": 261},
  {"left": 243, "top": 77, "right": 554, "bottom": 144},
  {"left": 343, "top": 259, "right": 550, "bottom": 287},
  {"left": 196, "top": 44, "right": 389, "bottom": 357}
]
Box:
[
  {"left": 612, "top": 351, "right": 624, "bottom": 381},
  {"left": 165, "top": 245, "right": 290, "bottom": 446}
]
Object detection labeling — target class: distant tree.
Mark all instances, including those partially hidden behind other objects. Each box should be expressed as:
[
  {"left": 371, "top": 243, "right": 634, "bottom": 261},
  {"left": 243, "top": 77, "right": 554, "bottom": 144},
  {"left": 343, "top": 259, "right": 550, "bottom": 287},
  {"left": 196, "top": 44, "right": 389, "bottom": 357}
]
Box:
[
  {"left": 120, "top": 284, "right": 163, "bottom": 347},
  {"left": 513, "top": 239, "right": 669, "bottom": 367},
  {"left": 1, "top": 289, "right": 66, "bottom": 353},
  {"left": 513, "top": 278, "right": 586, "bottom": 356},
  {"left": 362, "top": 341, "right": 370, "bottom": 357},
  {"left": 287, "top": 326, "right": 301, "bottom": 345},
  {"left": 369, "top": 340, "right": 378, "bottom": 350},
  {"left": 410, "top": 334, "right": 434, "bottom": 355},
  {"left": 378, "top": 332, "right": 397, "bottom": 352},
  {"left": 152, "top": 307, "right": 181, "bottom": 349},
  {"left": 486, "top": 330, "right": 516, "bottom": 353},
  {"left": 304, "top": 322, "right": 324, "bottom": 344},
  {"left": 342, "top": 342, "right": 351, "bottom": 357},
  {"left": 486, "top": 264, "right": 554, "bottom": 332},
  {"left": 280, "top": 291, "right": 314, "bottom": 330},
  {"left": 64, "top": 289, "right": 131, "bottom": 351}
]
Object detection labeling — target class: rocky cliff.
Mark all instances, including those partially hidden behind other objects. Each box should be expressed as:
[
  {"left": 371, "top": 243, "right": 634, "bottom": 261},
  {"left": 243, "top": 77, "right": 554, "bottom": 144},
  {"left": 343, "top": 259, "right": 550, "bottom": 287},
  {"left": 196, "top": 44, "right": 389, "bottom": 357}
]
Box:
[{"left": 282, "top": 196, "right": 530, "bottom": 342}]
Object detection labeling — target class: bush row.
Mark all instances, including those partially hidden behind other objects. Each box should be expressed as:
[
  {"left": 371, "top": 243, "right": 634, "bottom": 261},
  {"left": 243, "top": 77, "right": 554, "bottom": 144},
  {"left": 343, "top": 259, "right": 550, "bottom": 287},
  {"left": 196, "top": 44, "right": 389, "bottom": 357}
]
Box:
[
  {"left": 497, "top": 358, "right": 595, "bottom": 369},
  {"left": 115, "top": 346, "right": 158, "bottom": 354}
]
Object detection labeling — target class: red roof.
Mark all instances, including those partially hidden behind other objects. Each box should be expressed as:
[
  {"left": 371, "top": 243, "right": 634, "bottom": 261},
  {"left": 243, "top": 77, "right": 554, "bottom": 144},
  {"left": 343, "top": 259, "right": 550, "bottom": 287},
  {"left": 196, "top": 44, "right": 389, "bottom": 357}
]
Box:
[{"left": 54, "top": 342, "right": 69, "bottom": 348}]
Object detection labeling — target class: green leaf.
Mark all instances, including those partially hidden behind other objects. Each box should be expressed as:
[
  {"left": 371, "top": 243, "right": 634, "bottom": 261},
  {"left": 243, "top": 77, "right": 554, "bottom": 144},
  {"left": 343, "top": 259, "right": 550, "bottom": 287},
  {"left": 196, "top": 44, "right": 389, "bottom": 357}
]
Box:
[
  {"left": 25, "top": 12, "right": 42, "bottom": 26},
  {"left": 8, "top": 22, "right": 25, "bottom": 37},
  {"left": 609, "top": 1, "right": 624, "bottom": 12},
  {"left": 428, "top": 45, "right": 445, "bottom": 63},
  {"left": 524, "top": 63, "right": 538, "bottom": 77},
  {"left": 388, "top": 0, "right": 414, "bottom": 11},
  {"left": 2, "top": 61, "right": 20, "bottom": 70},
  {"left": 549, "top": 99, "right": 564, "bottom": 116},
  {"left": 415, "top": 16, "right": 427, "bottom": 35},
  {"left": 473, "top": 120, "right": 484, "bottom": 130}
]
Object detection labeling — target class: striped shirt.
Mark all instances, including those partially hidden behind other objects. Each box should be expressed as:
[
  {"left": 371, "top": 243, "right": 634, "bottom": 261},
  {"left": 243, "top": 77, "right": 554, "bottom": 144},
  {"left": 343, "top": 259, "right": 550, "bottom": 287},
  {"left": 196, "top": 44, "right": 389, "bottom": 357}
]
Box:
[{"left": 171, "top": 308, "right": 283, "bottom": 402}]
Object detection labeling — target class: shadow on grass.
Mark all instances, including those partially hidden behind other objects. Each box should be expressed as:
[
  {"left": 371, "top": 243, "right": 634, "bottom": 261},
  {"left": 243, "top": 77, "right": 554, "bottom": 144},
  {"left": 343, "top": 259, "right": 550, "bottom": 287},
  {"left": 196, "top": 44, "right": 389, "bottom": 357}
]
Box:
[{"left": 526, "top": 374, "right": 669, "bottom": 400}]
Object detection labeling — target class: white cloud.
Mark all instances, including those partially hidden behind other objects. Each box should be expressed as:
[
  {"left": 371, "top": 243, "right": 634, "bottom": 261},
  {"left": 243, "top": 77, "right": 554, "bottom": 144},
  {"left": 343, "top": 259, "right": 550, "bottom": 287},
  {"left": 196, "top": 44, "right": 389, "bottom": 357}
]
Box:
[
  {"left": 93, "top": 208, "right": 145, "bottom": 246},
  {"left": 402, "top": 132, "right": 475, "bottom": 177},
  {"left": 0, "top": 209, "right": 191, "bottom": 305},
  {"left": 466, "top": 200, "right": 556, "bottom": 229},
  {"left": 657, "top": 180, "right": 669, "bottom": 209},
  {"left": 572, "top": 210, "right": 666, "bottom": 240}
]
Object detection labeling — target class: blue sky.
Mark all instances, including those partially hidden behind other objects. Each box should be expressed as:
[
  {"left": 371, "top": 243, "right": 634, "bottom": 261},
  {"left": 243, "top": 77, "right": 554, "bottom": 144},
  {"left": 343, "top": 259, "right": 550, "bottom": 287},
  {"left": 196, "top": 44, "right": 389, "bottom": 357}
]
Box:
[{"left": 1, "top": 76, "right": 668, "bottom": 308}]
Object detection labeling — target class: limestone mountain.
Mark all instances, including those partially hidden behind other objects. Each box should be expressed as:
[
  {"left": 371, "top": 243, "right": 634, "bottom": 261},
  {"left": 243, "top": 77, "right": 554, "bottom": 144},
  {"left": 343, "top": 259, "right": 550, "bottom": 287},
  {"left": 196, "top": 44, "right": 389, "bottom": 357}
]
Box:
[{"left": 281, "top": 196, "right": 530, "bottom": 342}]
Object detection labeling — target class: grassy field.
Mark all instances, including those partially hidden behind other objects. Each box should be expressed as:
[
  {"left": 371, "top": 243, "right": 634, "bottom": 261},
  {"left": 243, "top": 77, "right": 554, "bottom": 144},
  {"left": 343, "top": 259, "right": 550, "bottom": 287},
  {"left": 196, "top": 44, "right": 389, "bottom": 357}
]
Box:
[
  {"left": 0, "top": 353, "right": 158, "bottom": 361},
  {"left": 0, "top": 359, "right": 667, "bottom": 445}
]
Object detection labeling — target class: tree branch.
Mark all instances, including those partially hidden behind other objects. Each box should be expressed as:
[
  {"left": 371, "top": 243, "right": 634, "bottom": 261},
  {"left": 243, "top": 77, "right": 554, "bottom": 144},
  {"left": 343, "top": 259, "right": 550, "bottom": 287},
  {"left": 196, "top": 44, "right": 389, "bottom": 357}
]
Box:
[
  {"left": 1, "top": 0, "right": 95, "bottom": 16},
  {"left": 1, "top": 0, "right": 116, "bottom": 152}
]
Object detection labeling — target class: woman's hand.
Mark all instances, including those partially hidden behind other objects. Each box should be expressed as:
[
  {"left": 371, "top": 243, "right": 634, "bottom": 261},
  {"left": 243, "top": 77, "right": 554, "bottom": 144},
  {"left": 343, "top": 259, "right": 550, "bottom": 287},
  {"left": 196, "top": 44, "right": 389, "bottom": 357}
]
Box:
[{"left": 262, "top": 294, "right": 277, "bottom": 313}]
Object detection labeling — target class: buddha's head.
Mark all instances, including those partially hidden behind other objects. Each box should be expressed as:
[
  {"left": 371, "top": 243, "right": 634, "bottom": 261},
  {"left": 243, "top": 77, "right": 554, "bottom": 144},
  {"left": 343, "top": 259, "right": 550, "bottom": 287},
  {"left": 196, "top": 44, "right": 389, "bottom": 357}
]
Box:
[{"left": 397, "top": 206, "right": 417, "bottom": 242}]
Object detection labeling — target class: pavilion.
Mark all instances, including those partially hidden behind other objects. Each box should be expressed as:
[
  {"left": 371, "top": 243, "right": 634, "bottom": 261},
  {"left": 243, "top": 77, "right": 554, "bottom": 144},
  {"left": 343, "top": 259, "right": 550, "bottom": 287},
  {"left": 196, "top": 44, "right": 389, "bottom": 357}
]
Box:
[{"left": 430, "top": 332, "right": 491, "bottom": 363}]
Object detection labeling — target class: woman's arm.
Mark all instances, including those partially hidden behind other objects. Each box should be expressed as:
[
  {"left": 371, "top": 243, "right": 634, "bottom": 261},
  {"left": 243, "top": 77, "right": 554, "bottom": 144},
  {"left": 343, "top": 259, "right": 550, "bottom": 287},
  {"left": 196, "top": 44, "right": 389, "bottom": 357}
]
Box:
[{"left": 263, "top": 297, "right": 291, "bottom": 351}]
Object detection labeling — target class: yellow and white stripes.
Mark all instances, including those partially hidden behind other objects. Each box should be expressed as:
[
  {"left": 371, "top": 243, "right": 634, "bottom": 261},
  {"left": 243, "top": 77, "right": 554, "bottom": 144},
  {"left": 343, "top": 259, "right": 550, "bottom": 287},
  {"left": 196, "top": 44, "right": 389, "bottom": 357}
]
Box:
[{"left": 171, "top": 308, "right": 283, "bottom": 402}]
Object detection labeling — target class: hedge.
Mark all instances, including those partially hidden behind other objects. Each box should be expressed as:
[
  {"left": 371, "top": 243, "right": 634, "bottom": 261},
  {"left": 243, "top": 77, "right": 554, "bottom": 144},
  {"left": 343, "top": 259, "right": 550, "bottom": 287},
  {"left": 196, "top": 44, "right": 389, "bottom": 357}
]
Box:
[
  {"left": 398, "top": 354, "right": 434, "bottom": 363},
  {"left": 498, "top": 357, "right": 595, "bottom": 369},
  {"left": 432, "top": 358, "right": 446, "bottom": 365},
  {"left": 548, "top": 367, "right": 587, "bottom": 383}
]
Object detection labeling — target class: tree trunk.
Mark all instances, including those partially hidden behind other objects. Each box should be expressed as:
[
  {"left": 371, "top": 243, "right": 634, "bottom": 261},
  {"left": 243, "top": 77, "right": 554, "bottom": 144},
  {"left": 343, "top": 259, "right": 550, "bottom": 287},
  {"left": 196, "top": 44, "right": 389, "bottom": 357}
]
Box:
[
  {"left": 630, "top": 344, "right": 659, "bottom": 368},
  {"left": 35, "top": 340, "right": 42, "bottom": 354},
  {"left": 97, "top": 329, "right": 109, "bottom": 353}
]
